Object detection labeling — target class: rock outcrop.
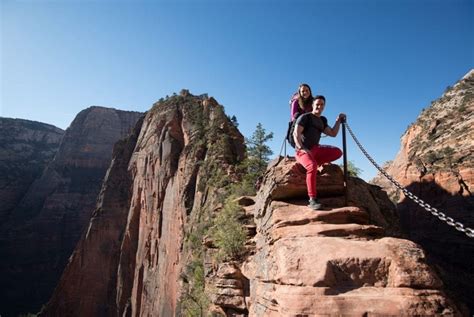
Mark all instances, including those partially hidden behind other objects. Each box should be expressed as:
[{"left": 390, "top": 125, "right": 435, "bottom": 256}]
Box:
[
  {"left": 371, "top": 69, "right": 474, "bottom": 312},
  {"left": 24, "top": 89, "right": 467, "bottom": 316},
  {"left": 0, "top": 118, "right": 64, "bottom": 222},
  {"left": 207, "top": 158, "right": 463, "bottom": 316},
  {"left": 41, "top": 93, "right": 245, "bottom": 316},
  {"left": 0, "top": 107, "right": 142, "bottom": 317}
]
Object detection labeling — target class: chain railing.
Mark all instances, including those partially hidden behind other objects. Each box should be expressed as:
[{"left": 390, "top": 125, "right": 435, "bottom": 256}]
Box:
[{"left": 344, "top": 122, "right": 474, "bottom": 239}]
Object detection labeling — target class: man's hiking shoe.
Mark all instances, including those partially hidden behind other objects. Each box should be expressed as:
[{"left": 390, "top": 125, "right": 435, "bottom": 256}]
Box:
[{"left": 308, "top": 198, "right": 322, "bottom": 210}]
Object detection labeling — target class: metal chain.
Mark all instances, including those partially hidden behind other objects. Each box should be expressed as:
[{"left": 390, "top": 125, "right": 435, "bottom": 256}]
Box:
[{"left": 344, "top": 122, "right": 474, "bottom": 239}]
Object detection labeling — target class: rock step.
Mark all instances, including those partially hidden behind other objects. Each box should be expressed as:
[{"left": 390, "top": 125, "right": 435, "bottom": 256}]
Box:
[
  {"left": 270, "top": 223, "right": 384, "bottom": 243},
  {"left": 253, "top": 237, "right": 442, "bottom": 290},
  {"left": 251, "top": 283, "right": 458, "bottom": 316},
  {"left": 270, "top": 201, "right": 369, "bottom": 228}
]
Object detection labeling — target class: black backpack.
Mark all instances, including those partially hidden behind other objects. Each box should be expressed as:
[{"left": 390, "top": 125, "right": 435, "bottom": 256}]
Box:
[{"left": 286, "top": 113, "right": 300, "bottom": 148}]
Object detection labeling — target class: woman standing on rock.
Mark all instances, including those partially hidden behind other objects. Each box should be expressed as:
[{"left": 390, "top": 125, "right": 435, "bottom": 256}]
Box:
[
  {"left": 290, "top": 83, "right": 314, "bottom": 121},
  {"left": 293, "top": 95, "right": 346, "bottom": 210}
]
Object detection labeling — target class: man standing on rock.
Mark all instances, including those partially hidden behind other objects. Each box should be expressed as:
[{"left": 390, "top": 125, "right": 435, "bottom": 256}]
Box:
[{"left": 293, "top": 95, "right": 346, "bottom": 210}]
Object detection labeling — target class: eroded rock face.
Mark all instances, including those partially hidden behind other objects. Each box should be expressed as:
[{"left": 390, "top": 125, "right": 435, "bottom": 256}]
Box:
[
  {"left": 29, "top": 84, "right": 468, "bottom": 316},
  {"left": 0, "top": 107, "right": 142, "bottom": 317},
  {"left": 0, "top": 118, "right": 64, "bottom": 222},
  {"left": 41, "top": 94, "right": 245, "bottom": 317},
  {"left": 210, "top": 158, "right": 463, "bottom": 316},
  {"left": 371, "top": 69, "right": 474, "bottom": 312}
]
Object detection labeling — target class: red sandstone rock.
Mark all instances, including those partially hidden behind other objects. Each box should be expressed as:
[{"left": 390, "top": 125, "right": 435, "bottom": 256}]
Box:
[
  {"left": 265, "top": 157, "right": 344, "bottom": 200},
  {"left": 41, "top": 94, "right": 245, "bottom": 317},
  {"left": 371, "top": 69, "right": 474, "bottom": 313},
  {"left": 236, "top": 158, "right": 463, "bottom": 316},
  {"left": 34, "top": 84, "right": 469, "bottom": 317}
]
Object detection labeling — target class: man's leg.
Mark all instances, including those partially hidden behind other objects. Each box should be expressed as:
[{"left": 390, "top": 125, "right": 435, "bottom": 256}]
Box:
[
  {"left": 295, "top": 149, "right": 317, "bottom": 198},
  {"left": 313, "top": 145, "right": 342, "bottom": 165}
]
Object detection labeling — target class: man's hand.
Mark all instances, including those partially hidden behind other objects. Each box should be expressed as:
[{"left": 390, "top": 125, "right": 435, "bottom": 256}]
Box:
[{"left": 337, "top": 113, "right": 347, "bottom": 123}]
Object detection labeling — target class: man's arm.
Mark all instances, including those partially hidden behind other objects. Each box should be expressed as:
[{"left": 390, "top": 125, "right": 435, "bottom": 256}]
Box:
[
  {"left": 293, "top": 124, "right": 306, "bottom": 151},
  {"left": 324, "top": 113, "right": 346, "bottom": 137}
]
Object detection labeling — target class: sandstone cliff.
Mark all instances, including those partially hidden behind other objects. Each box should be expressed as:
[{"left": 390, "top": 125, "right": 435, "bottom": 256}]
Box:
[
  {"left": 0, "top": 107, "right": 142, "bottom": 317},
  {"left": 40, "top": 90, "right": 466, "bottom": 316},
  {"left": 41, "top": 92, "right": 245, "bottom": 316},
  {"left": 371, "top": 69, "right": 474, "bottom": 312},
  {"left": 205, "top": 159, "right": 463, "bottom": 316},
  {"left": 0, "top": 118, "right": 64, "bottom": 222}
]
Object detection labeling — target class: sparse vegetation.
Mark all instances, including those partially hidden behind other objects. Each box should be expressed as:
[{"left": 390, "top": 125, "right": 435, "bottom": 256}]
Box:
[
  {"left": 227, "top": 115, "right": 239, "bottom": 127},
  {"left": 178, "top": 100, "right": 273, "bottom": 315},
  {"left": 391, "top": 189, "right": 401, "bottom": 204},
  {"left": 180, "top": 257, "right": 210, "bottom": 317},
  {"left": 426, "top": 151, "right": 439, "bottom": 165},
  {"left": 210, "top": 198, "right": 247, "bottom": 261},
  {"left": 339, "top": 160, "right": 363, "bottom": 177},
  {"left": 245, "top": 123, "right": 274, "bottom": 180}
]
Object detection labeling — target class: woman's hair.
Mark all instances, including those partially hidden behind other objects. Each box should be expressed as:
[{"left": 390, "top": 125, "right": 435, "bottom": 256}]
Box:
[{"left": 298, "top": 83, "right": 313, "bottom": 111}]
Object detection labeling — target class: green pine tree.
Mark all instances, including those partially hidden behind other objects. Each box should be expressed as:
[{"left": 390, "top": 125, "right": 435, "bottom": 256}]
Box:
[{"left": 245, "top": 122, "right": 274, "bottom": 178}]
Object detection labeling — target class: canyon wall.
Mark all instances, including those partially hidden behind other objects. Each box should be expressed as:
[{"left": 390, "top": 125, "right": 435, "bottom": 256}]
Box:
[
  {"left": 0, "top": 107, "right": 142, "bottom": 316},
  {"left": 372, "top": 70, "right": 474, "bottom": 313}
]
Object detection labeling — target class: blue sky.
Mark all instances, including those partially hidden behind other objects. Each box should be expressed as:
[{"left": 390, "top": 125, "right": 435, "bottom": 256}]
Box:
[{"left": 1, "top": 0, "right": 473, "bottom": 180}]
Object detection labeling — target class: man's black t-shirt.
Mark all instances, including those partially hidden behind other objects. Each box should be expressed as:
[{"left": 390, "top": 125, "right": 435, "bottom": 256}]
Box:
[{"left": 296, "top": 113, "right": 328, "bottom": 149}]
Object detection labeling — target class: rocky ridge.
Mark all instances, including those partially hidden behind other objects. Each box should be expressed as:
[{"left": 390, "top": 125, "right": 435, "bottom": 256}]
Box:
[
  {"left": 371, "top": 69, "right": 474, "bottom": 312},
  {"left": 372, "top": 69, "right": 473, "bottom": 199},
  {"left": 30, "top": 90, "right": 467, "bottom": 316},
  {"left": 41, "top": 91, "right": 245, "bottom": 316},
  {"left": 206, "top": 158, "right": 463, "bottom": 316}
]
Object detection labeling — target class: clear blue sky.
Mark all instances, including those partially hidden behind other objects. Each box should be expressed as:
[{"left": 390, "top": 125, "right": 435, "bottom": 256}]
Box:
[{"left": 1, "top": 0, "right": 473, "bottom": 180}]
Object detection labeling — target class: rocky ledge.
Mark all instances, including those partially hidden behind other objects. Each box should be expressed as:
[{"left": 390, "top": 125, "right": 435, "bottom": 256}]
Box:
[{"left": 208, "top": 158, "right": 464, "bottom": 316}]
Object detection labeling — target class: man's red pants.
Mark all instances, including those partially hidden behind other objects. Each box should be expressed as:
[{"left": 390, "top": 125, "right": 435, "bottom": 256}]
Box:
[{"left": 295, "top": 145, "right": 342, "bottom": 198}]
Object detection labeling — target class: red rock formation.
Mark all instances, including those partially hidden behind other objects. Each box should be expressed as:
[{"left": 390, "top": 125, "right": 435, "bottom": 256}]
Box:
[
  {"left": 0, "top": 107, "right": 142, "bottom": 317},
  {"left": 36, "top": 89, "right": 467, "bottom": 316},
  {"left": 371, "top": 69, "right": 474, "bottom": 312},
  {"left": 41, "top": 93, "right": 245, "bottom": 316},
  {"left": 209, "top": 159, "right": 463, "bottom": 316}
]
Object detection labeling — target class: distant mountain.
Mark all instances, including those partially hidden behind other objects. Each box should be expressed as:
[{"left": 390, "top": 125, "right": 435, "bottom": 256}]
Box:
[
  {"left": 0, "top": 118, "right": 64, "bottom": 222},
  {"left": 371, "top": 69, "right": 474, "bottom": 313},
  {"left": 0, "top": 107, "right": 143, "bottom": 317}
]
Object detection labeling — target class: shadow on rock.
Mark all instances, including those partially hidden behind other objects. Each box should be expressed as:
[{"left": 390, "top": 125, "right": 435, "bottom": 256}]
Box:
[{"left": 398, "top": 179, "right": 474, "bottom": 314}]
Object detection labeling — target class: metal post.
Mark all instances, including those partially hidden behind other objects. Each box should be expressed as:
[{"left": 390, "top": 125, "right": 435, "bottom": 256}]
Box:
[{"left": 341, "top": 118, "right": 348, "bottom": 206}]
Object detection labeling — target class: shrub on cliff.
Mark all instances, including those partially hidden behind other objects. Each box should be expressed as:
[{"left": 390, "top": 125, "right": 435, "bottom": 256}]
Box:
[
  {"left": 210, "top": 198, "right": 247, "bottom": 261},
  {"left": 180, "top": 259, "right": 209, "bottom": 317}
]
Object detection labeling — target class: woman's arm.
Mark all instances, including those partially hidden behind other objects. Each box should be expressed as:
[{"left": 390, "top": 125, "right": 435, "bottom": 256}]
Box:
[{"left": 290, "top": 99, "right": 300, "bottom": 121}]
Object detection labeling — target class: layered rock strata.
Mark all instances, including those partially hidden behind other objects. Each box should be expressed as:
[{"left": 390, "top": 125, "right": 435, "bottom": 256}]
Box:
[
  {"left": 371, "top": 69, "right": 474, "bottom": 312},
  {"left": 41, "top": 93, "right": 245, "bottom": 316},
  {"left": 209, "top": 159, "right": 463, "bottom": 316},
  {"left": 0, "top": 118, "right": 64, "bottom": 221},
  {"left": 25, "top": 86, "right": 468, "bottom": 316},
  {"left": 0, "top": 107, "right": 142, "bottom": 317}
]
